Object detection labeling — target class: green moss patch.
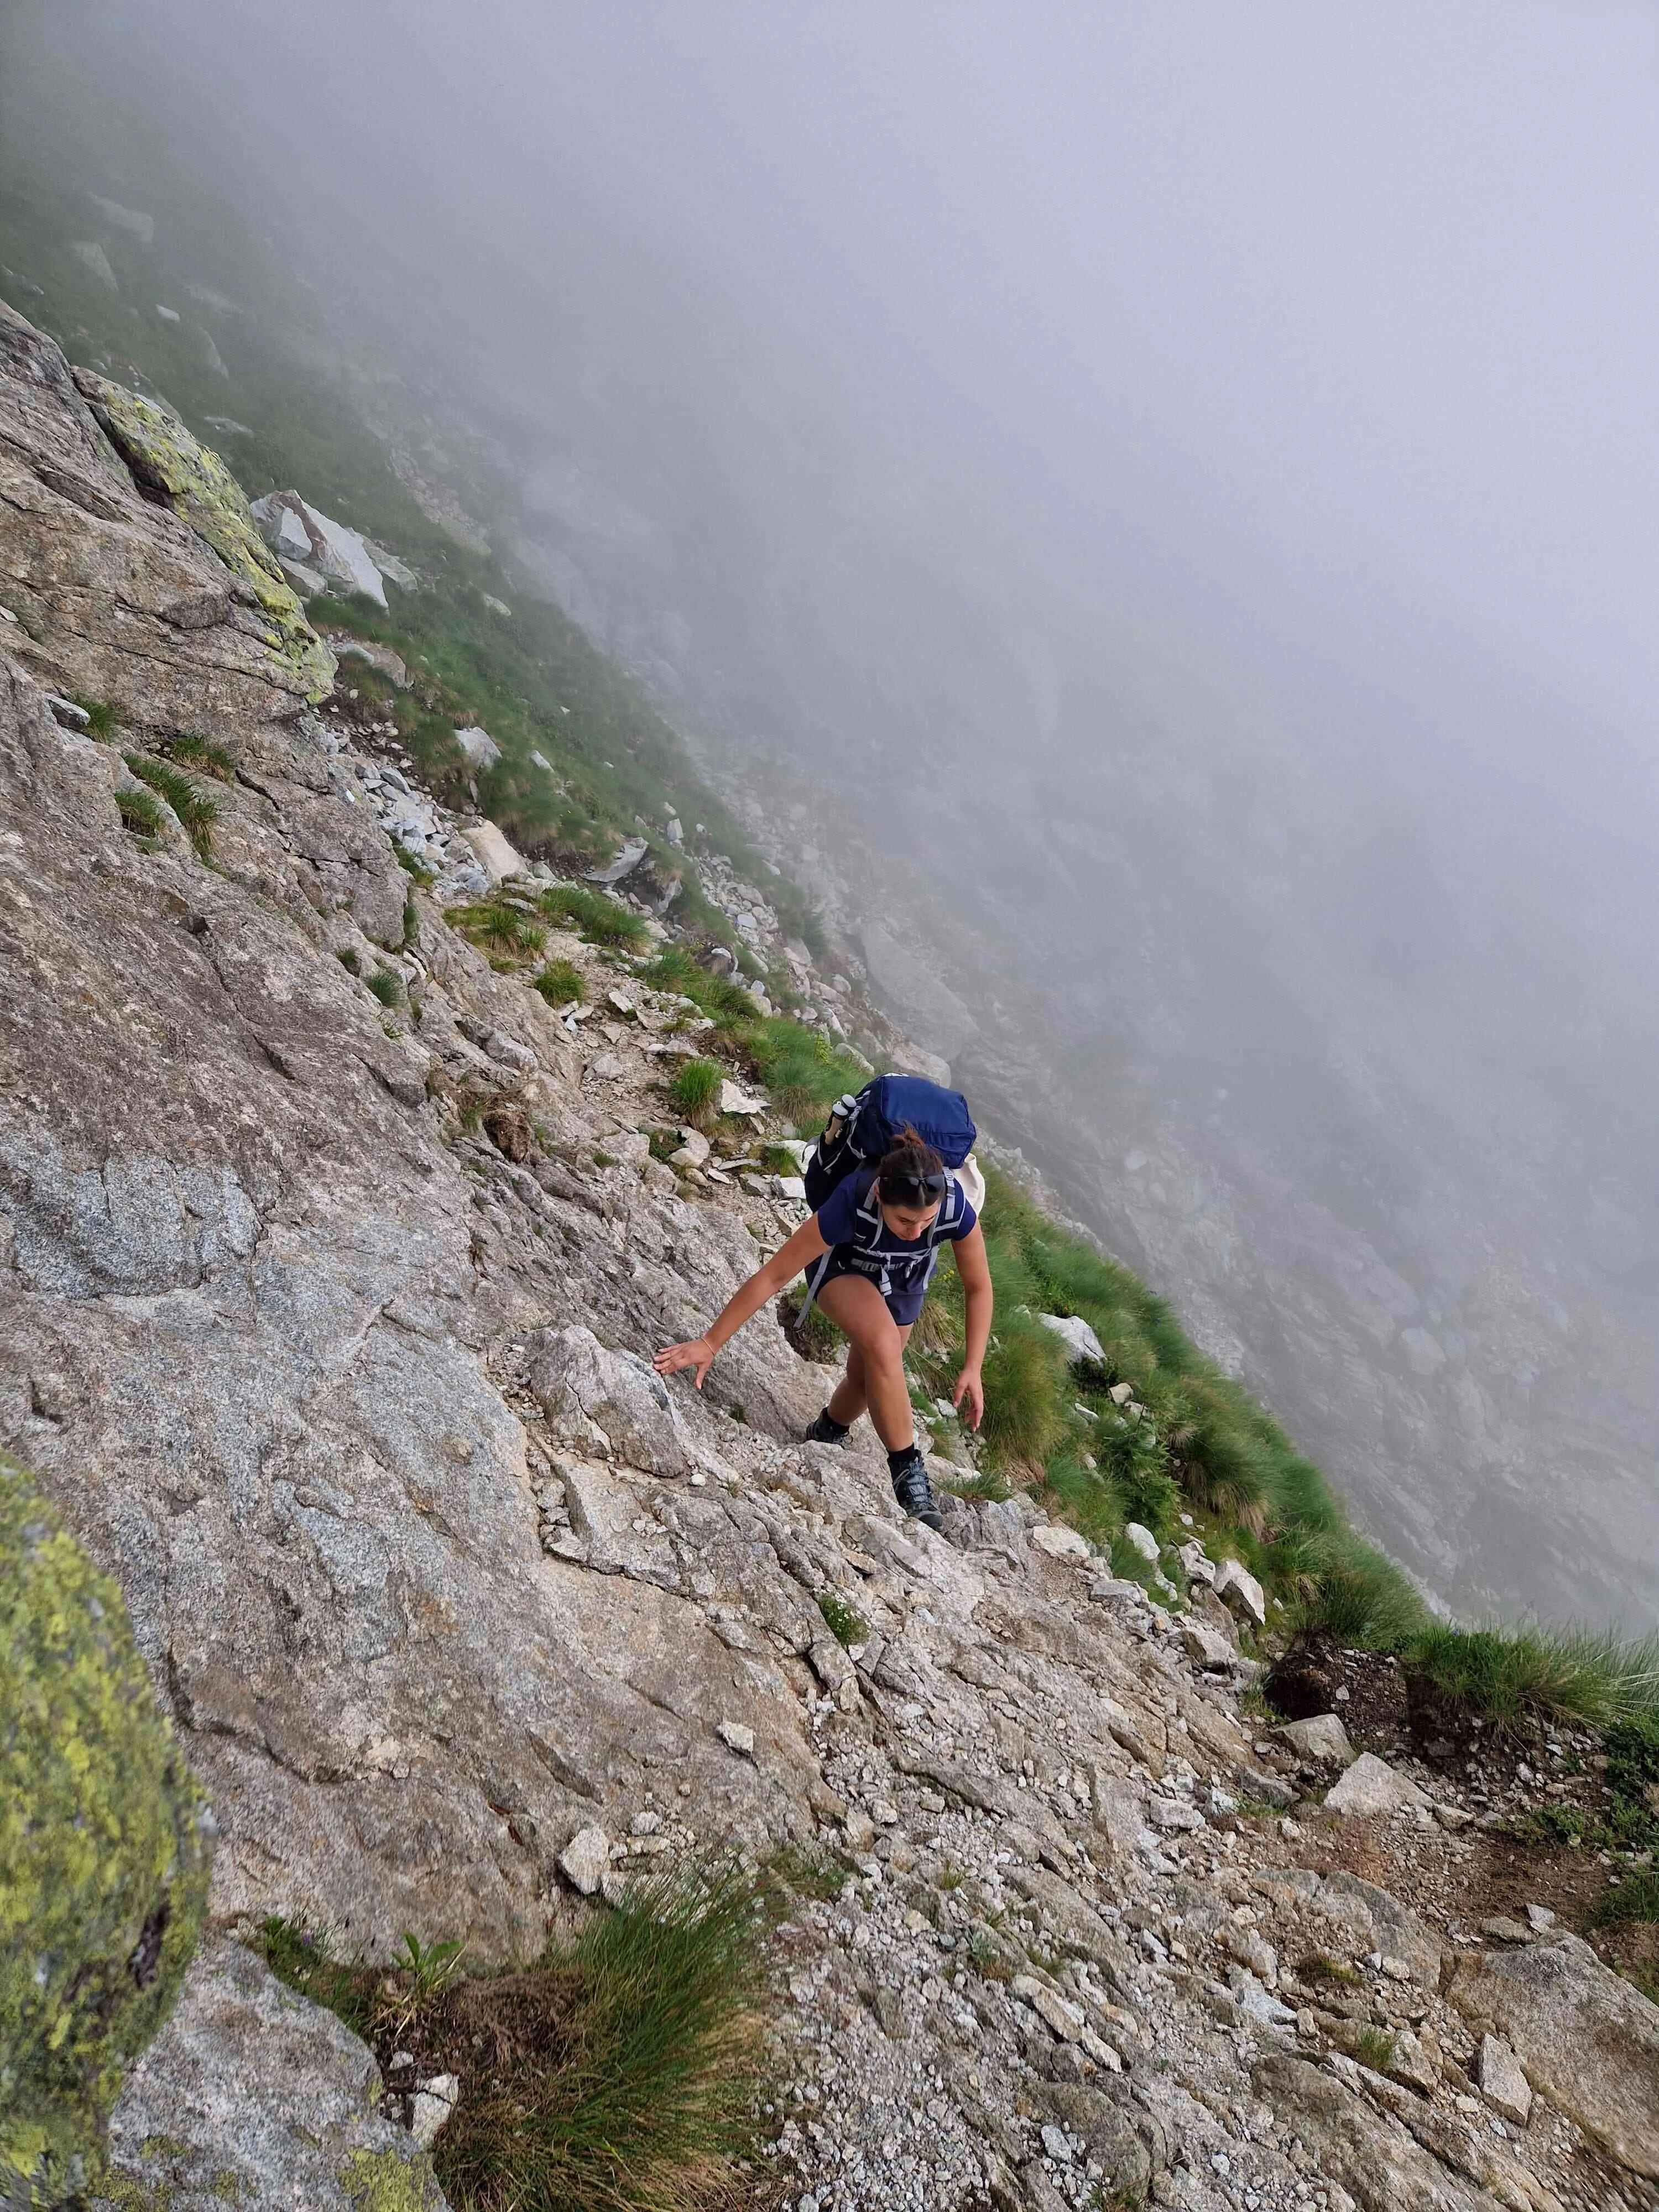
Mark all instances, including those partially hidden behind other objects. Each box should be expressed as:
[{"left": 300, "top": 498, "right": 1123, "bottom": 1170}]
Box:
[{"left": 0, "top": 1450, "right": 213, "bottom": 2205}]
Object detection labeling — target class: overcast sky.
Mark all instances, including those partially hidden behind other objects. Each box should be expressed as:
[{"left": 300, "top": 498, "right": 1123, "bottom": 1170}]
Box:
[{"left": 51, "top": 0, "right": 1658, "bottom": 914}]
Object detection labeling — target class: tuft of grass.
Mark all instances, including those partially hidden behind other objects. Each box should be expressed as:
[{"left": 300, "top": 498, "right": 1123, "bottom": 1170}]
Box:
[
  {"left": 73, "top": 695, "right": 118, "bottom": 739},
  {"left": 978, "top": 1318, "right": 1071, "bottom": 1470},
  {"left": 123, "top": 751, "right": 218, "bottom": 859},
  {"left": 436, "top": 1859, "right": 768, "bottom": 2212},
  {"left": 534, "top": 959, "right": 585, "bottom": 1006},
  {"left": 761, "top": 1845, "right": 850, "bottom": 1906},
  {"left": 394, "top": 842, "right": 438, "bottom": 886},
  {"left": 670, "top": 1058, "right": 724, "bottom": 1121},
  {"left": 1352, "top": 2027, "right": 1396, "bottom": 2074},
  {"left": 1407, "top": 1624, "right": 1659, "bottom": 1734},
  {"left": 817, "top": 1589, "right": 869, "bottom": 1650},
  {"left": 165, "top": 731, "right": 235, "bottom": 782},
  {"left": 115, "top": 786, "right": 164, "bottom": 842},
  {"left": 452, "top": 900, "right": 546, "bottom": 960},
  {"left": 1592, "top": 1871, "right": 1659, "bottom": 1929},
  {"left": 255, "top": 1914, "right": 377, "bottom": 2039},
  {"left": 366, "top": 969, "right": 404, "bottom": 1008},
  {"left": 539, "top": 881, "right": 650, "bottom": 949}
]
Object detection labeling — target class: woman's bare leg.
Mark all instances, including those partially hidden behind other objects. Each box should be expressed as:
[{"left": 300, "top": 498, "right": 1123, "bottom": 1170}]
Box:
[{"left": 815, "top": 1277, "right": 915, "bottom": 1452}]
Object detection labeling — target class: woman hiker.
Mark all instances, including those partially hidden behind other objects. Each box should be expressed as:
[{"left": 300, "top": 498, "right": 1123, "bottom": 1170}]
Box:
[{"left": 653, "top": 1128, "right": 993, "bottom": 1531}]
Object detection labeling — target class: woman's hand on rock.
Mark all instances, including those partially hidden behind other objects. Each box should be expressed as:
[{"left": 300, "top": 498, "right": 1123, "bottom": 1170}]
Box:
[
  {"left": 952, "top": 1365, "right": 984, "bottom": 1430},
  {"left": 655, "top": 1336, "right": 717, "bottom": 1389}
]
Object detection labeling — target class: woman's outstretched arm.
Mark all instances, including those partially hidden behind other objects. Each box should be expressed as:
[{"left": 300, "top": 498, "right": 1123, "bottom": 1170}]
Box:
[
  {"left": 654, "top": 1214, "right": 830, "bottom": 1389},
  {"left": 950, "top": 1223, "right": 994, "bottom": 1428}
]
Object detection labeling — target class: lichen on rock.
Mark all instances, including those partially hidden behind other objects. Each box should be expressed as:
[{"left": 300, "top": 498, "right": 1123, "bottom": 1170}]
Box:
[
  {"left": 69, "top": 372, "right": 335, "bottom": 702},
  {"left": 0, "top": 1449, "right": 213, "bottom": 2208}
]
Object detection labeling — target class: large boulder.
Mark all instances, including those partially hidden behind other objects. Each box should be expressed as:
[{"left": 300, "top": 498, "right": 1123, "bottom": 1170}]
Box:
[
  {"left": 1447, "top": 1931, "right": 1659, "bottom": 2178},
  {"left": 0, "top": 1449, "right": 213, "bottom": 2205}
]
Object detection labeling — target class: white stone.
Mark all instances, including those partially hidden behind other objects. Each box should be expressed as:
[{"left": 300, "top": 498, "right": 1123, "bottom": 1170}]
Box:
[
  {"left": 1031, "top": 1522, "right": 1091, "bottom": 1561},
  {"left": 1524, "top": 1903, "right": 1556, "bottom": 1932},
  {"left": 586, "top": 836, "right": 650, "bottom": 886},
  {"left": 1276, "top": 1713, "right": 1355, "bottom": 1766},
  {"left": 1213, "top": 1556, "right": 1268, "bottom": 1627},
  {"left": 155, "top": 304, "right": 181, "bottom": 324},
  {"left": 1037, "top": 1312, "right": 1106, "bottom": 1366},
  {"left": 1109, "top": 1381, "right": 1135, "bottom": 1406},
  {"left": 455, "top": 725, "right": 502, "bottom": 769},
  {"left": 1147, "top": 1796, "right": 1204, "bottom": 1832},
  {"left": 1121, "top": 1522, "right": 1161, "bottom": 1564},
  {"left": 249, "top": 492, "right": 387, "bottom": 607},
  {"left": 717, "top": 1719, "right": 755, "bottom": 1756},
  {"left": 1324, "top": 1752, "right": 1430, "bottom": 1817},
  {"left": 1177, "top": 1540, "right": 1216, "bottom": 1585},
  {"left": 408, "top": 2073, "right": 460, "bottom": 2149},
  {"left": 669, "top": 1128, "right": 711, "bottom": 1168},
  {"left": 1475, "top": 2032, "right": 1533, "bottom": 2125},
  {"left": 1180, "top": 1621, "right": 1235, "bottom": 1670},
  {"left": 718, "top": 1079, "right": 768, "bottom": 1117},
  {"left": 460, "top": 821, "right": 528, "bottom": 885},
  {"left": 559, "top": 1825, "right": 612, "bottom": 1895}
]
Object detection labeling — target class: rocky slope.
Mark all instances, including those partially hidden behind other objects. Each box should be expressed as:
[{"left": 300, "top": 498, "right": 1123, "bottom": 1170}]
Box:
[{"left": 2, "top": 297, "right": 1656, "bottom": 2212}]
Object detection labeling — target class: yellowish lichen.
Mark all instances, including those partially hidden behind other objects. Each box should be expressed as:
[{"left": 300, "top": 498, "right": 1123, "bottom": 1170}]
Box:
[
  {"left": 0, "top": 1450, "right": 213, "bottom": 2208},
  {"left": 71, "top": 373, "right": 336, "bottom": 702},
  {"left": 340, "top": 2147, "right": 444, "bottom": 2212}
]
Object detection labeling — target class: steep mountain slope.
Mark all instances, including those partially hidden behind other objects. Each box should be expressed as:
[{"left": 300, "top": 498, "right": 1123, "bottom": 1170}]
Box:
[{"left": 4, "top": 302, "right": 1659, "bottom": 2212}]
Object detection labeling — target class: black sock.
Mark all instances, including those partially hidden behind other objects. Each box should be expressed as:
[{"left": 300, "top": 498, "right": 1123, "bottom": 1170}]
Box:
[{"left": 888, "top": 1443, "right": 924, "bottom": 1476}]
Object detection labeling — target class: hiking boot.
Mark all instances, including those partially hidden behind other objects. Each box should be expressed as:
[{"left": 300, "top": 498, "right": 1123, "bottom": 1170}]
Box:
[
  {"left": 888, "top": 1446, "right": 943, "bottom": 1533},
  {"left": 804, "top": 1408, "right": 851, "bottom": 1446}
]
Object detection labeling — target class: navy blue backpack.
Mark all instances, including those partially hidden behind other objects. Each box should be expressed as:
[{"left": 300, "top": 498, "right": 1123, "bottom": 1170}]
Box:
[{"left": 803, "top": 1074, "right": 977, "bottom": 1211}]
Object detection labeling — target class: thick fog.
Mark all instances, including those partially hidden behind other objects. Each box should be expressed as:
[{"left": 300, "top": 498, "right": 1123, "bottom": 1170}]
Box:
[{"left": 6, "top": 2, "right": 1658, "bottom": 1622}]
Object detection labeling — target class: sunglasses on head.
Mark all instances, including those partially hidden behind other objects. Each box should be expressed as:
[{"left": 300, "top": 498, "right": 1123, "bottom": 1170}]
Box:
[{"left": 881, "top": 1170, "right": 948, "bottom": 1204}]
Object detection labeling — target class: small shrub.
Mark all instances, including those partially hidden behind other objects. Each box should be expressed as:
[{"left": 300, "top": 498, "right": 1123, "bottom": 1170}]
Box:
[
  {"left": 73, "top": 696, "right": 118, "bottom": 739},
  {"left": 1606, "top": 1715, "right": 1659, "bottom": 1808},
  {"left": 533, "top": 959, "right": 585, "bottom": 1006},
  {"left": 539, "top": 881, "right": 649, "bottom": 948},
  {"left": 1591, "top": 1871, "right": 1659, "bottom": 1929},
  {"left": 593, "top": 1150, "right": 618, "bottom": 1169},
  {"left": 670, "top": 1057, "right": 724, "bottom": 1120},
  {"left": 123, "top": 752, "right": 217, "bottom": 860},
  {"left": 115, "top": 787, "right": 164, "bottom": 842},
  {"left": 818, "top": 1589, "right": 869, "bottom": 1650},
  {"left": 453, "top": 901, "right": 545, "bottom": 960},
  {"left": 366, "top": 969, "right": 403, "bottom": 1008},
  {"left": 165, "top": 732, "right": 234, "bottom": 781}
]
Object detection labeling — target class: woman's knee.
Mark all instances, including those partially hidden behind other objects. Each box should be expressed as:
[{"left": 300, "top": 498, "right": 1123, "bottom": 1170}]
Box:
[{"left": 854, "top": 1319, "right": 904, "bottom": 1379}]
